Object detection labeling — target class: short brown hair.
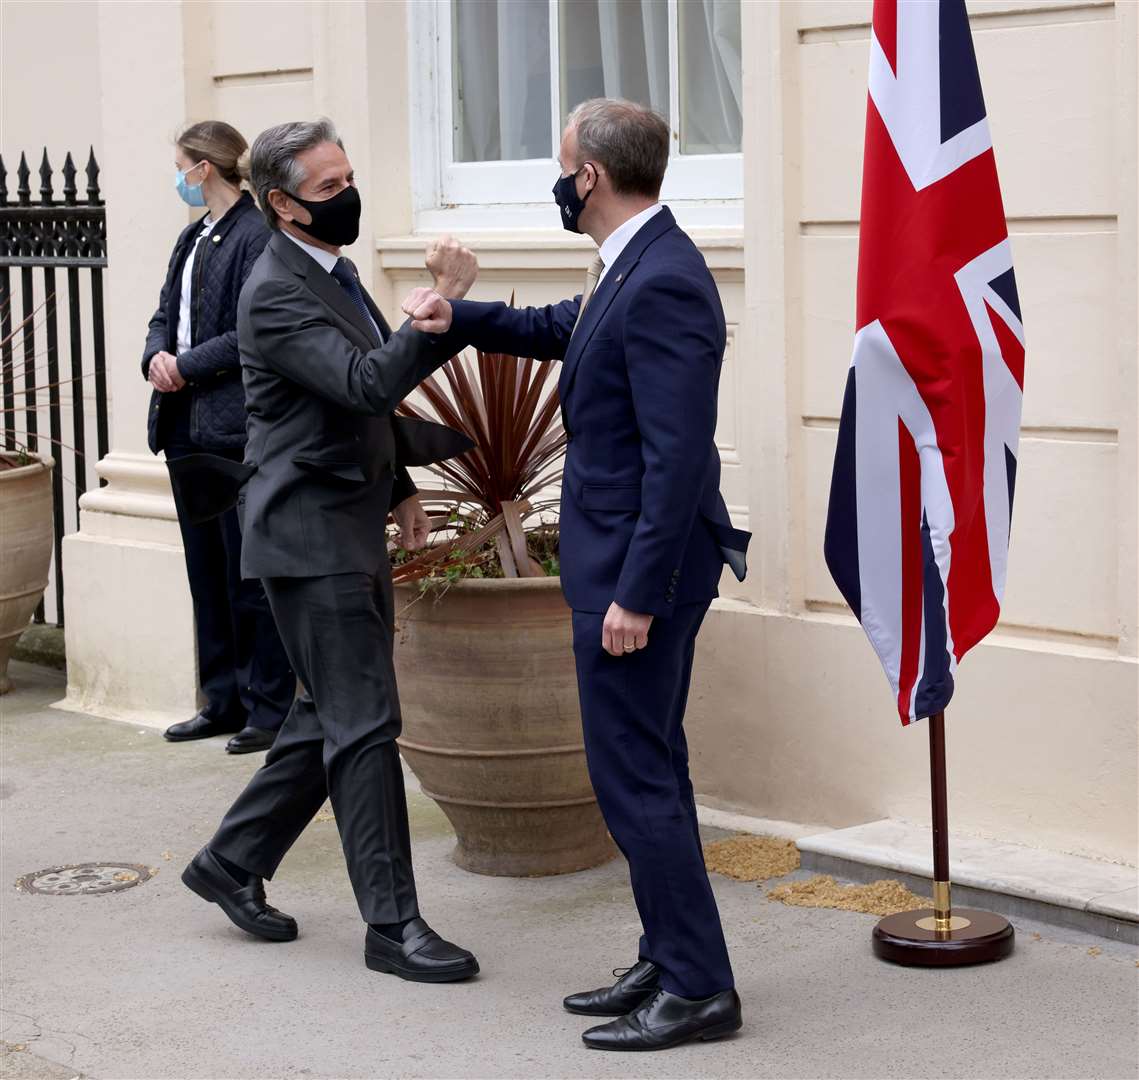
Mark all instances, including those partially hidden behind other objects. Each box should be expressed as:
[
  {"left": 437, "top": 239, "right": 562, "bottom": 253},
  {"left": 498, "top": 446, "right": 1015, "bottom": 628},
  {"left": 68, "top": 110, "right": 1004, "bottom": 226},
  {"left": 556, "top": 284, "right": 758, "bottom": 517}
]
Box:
[
  {"left": 567, "top": 98, "right": 670, "bottom": 198},
  {"left": 176, "top": 120, "right": 250, "bottom": 187}
]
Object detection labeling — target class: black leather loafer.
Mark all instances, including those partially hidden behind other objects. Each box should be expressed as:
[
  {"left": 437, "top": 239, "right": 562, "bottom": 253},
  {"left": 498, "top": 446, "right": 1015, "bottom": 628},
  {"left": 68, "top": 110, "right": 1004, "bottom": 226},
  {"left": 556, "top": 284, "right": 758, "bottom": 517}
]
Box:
[
  {"left": 225, "top": 726, "right": 277, "bottom": 754},
  {"left": 181, "top": 847, "right": 297, "bottom": 942},
  {"left": 564, "top": 960, "right": 661, "bottom": 1016},
  {"left": 582, "top": 988, "right": 742, "bottom": 1051},
  {"left": 164, "top": 712, "right": 244, "bottom": 742},
  {"left": 364, "top": 919, "right": 479, "bottom": 983}
]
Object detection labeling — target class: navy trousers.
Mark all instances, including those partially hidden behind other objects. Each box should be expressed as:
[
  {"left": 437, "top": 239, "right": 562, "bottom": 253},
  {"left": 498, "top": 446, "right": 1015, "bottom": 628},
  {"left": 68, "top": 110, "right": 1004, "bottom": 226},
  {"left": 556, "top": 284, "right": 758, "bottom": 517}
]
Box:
[
  {"left": 163, "top": 420, "right": 294, "bottom": 731},
  {"left": 572, "top": 601, "right": 734, "bottom": 999}
]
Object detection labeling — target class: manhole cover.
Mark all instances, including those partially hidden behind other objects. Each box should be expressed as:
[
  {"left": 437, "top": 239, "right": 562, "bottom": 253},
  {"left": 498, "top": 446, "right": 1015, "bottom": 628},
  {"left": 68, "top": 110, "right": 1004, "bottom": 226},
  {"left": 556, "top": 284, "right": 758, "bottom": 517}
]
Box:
[{"left": 15, "top": 862, "right": 154, "bottom": 896}]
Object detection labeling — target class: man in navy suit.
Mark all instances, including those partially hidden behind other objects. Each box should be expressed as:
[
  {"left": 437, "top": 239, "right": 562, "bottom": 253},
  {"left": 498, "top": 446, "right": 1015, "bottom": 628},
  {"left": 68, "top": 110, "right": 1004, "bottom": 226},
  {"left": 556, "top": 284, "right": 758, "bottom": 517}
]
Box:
[{"left": 402, "top": 98, "right": 750, "bottom": 1051}]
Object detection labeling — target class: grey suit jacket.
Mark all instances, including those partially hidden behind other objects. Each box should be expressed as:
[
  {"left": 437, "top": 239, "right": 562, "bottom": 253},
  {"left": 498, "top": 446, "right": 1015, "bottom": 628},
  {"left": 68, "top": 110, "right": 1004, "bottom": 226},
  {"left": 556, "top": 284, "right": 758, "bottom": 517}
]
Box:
[{"left": 236, "top": 230, "right": 460, "bottom": 579}]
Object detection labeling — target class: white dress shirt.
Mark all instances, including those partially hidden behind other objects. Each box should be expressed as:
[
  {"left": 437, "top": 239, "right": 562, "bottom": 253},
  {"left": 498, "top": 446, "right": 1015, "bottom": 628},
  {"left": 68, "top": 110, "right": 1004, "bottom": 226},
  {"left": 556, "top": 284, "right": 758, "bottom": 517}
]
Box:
[
  {"left": 175, "top": 216, "right": 215, "bottom": 356},
  {"left": 597, "top": 203, "right": 665, "bottom": 285},
  {"left": 281, "top": 228, "right": 339, "bottom": 274}
]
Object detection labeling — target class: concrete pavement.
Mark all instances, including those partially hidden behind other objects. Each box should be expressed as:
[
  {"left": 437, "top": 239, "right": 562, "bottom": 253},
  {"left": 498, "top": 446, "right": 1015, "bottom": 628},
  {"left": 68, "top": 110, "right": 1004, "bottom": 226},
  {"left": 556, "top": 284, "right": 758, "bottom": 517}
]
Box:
[{"left": 1, "top": 661, "right": 1136, "bottom": 1079}]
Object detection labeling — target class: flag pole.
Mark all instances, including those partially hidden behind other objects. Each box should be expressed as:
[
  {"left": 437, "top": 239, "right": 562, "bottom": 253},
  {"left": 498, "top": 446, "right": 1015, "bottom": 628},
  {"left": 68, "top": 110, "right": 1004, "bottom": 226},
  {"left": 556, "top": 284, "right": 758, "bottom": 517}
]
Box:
[
  {"left": 871, "top": 709, "right": 1015, "bottom": 966},
  {"left": 929, "top": 710, "right": 952, "bottom": 931}
]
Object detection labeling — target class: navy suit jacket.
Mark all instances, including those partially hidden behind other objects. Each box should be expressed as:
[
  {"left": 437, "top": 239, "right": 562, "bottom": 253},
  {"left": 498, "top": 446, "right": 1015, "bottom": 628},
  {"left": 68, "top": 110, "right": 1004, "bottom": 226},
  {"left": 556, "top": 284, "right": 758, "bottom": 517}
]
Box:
[{"left": 449, "top": 207, "right": 750, "bottom": 618}]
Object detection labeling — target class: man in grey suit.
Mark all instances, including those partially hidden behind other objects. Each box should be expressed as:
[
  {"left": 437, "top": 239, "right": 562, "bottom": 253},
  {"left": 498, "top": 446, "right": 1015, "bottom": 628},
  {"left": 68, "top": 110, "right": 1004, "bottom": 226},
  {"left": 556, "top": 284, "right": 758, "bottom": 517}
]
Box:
[{"left": 180, "top": 118, "right": 480, "bottom": 983}]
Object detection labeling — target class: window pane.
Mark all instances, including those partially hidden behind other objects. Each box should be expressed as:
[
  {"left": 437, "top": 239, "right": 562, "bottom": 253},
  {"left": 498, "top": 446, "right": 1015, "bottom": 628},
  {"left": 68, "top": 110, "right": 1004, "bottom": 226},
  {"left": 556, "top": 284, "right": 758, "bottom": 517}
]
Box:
[
  {"left": 679, "top": 0, "right": 742, "bottom": 154},
  {"left": 452, "top": 0, "right": 552, "bottom": 162},
  {"left": 559, "top": 0, "right": 669, "bottom": 126}
]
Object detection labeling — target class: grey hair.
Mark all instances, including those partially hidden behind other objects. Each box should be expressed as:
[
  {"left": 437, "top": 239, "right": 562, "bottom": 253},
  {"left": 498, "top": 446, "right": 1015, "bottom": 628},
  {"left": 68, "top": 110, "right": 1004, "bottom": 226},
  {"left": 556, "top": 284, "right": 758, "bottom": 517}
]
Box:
[
  {"left": 566, "top": 98, "right": 670, "bottom": 198},
  {"left": 250, "top": 117, "right": 344, "bottom": 230}
]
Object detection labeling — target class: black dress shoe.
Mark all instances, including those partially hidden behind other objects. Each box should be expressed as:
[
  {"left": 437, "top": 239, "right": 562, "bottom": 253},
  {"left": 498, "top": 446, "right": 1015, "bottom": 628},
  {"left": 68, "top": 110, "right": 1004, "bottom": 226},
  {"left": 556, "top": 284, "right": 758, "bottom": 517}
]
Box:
[
  {"left": 225, "top": 726, "right": 277, "bottom": 754},
  {"left": 164, "top": 711, "right": 244, "bottom": 742},
  {"left": 364, "top": 919, "right": 479, "bottom": 983},
  {"left": 564, "top": 960, "right": 661, "bottom": 1016},
  {"left": 582, "top": 988, "right": 742, "bottom": 1051},
  {"left": 181, "top": 847, "right": 298, "bottom": 942}
]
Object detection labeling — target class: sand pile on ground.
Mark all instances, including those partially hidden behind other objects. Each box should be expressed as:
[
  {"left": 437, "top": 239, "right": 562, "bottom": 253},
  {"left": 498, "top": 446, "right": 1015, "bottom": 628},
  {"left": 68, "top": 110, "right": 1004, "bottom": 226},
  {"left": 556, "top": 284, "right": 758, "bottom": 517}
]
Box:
[
  {"left": 704, "top": 834, "right": 801, "bottom": 881},
  {"left": 704, "top": 834, "right": 928, "bottom": 916},
  {"left": 767, "top": 874, "right": 929, "bottom": 916}
]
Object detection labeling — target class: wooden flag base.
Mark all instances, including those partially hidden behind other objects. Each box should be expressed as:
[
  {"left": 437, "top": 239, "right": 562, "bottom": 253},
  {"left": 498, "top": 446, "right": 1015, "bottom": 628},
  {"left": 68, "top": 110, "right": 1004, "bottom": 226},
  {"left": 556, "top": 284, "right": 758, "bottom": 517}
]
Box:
[
  {"left": 873, "top": 906, "right": 1014, "bottom": 966},
  {"left": 871, "top": 711, "right": 1015, "bottom": 967}
]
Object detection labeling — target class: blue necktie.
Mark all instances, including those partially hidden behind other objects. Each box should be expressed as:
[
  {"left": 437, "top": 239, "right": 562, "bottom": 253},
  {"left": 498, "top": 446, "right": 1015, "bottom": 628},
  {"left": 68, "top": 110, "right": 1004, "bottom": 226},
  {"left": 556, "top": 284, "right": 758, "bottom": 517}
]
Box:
[{"left": 331, "top": 258, "right": 382, "bottom": 341}]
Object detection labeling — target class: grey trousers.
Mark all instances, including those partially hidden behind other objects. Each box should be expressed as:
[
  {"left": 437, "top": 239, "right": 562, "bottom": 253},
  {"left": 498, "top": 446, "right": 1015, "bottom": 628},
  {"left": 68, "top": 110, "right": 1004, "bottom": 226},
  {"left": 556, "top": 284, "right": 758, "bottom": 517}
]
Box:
[{"left": 209, "top": 569, "right": 418, "bottom": 925}]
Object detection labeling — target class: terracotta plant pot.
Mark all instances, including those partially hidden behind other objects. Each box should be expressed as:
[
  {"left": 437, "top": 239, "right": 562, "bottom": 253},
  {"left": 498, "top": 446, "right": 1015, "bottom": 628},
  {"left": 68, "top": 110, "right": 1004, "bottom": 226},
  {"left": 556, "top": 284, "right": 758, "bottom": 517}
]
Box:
[
  {"left": 393, "top": 576, "right": 615, "bottom": 876},
  {"left": 0, "top": 453, "right": 55, "bottom": 693}
]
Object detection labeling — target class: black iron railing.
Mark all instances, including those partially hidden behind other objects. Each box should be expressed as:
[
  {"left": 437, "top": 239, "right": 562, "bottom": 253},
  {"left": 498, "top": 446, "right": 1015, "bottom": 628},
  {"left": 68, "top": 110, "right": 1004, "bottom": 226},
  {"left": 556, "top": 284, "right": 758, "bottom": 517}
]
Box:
[{"left": 0, "top": 148, "right": 110, "bottom": 626}]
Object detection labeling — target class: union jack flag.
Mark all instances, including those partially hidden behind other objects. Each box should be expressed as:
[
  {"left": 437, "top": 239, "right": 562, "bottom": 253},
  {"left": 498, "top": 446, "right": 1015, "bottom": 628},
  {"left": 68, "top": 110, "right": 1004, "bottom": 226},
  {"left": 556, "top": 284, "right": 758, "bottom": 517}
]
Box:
[{"left": 824, "top": 0, "right": 1025, "bottom": 725}]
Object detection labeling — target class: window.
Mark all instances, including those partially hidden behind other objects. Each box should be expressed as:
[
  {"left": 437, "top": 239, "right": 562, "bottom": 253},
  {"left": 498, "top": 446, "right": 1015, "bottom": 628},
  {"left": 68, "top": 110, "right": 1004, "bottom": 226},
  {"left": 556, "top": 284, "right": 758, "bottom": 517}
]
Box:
[
  {"left": 416, "top": 0, "right": 743, "bottom": 217},
  {"left": 452, "top": 1, "right": 552, "bottom": 163}
]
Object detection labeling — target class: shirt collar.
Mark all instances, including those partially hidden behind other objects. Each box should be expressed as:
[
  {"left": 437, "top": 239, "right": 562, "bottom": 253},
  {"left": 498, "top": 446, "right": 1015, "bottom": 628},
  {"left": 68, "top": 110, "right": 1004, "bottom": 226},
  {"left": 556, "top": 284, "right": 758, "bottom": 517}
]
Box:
[
  {"left": 598, "top": 203, "right": 664, "bottom": 277},
  {"left": 281, "top": 228, "right": 339, "bottom": 274}
]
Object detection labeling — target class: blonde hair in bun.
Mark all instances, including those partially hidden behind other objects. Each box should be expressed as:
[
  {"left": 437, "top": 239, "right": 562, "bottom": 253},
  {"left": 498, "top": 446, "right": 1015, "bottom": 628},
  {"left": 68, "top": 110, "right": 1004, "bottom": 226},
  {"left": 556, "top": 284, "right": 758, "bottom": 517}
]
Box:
[{"left": 176, "top": 120, "right": 249, "bottom": 188}]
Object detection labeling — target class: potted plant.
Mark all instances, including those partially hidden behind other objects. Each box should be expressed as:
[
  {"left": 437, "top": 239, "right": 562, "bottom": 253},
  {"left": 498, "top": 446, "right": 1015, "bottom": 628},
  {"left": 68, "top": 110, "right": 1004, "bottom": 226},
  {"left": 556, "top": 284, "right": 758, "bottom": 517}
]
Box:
[
  {"left": 391, "top": 345, "right": 615, "bottom": 877},
  {"left": 0, "top": 307, "right": 56, "bottom": 693}
]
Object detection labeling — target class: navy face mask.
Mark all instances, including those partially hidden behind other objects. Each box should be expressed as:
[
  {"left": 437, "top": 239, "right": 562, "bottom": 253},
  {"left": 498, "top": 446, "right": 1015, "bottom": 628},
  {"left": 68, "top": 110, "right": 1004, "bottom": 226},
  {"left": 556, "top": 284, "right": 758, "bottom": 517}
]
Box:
[{"left": 553, "top": 164, "right": 594, "bottom": 234}]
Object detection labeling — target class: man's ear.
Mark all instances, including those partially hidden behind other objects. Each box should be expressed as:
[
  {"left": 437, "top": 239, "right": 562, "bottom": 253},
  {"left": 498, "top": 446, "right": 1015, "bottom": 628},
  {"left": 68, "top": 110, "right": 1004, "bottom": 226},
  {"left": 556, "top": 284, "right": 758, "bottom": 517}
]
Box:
[{"left": 267, "top": 188, "right": 294, "bottom": 224}]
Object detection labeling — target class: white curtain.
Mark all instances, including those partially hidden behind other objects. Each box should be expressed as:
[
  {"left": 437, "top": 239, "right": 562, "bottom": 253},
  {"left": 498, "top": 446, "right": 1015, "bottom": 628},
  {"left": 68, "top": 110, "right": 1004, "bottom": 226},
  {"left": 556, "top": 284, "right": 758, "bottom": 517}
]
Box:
[
  {"left": 560, "top": 0, "right": 669, "bottom": 122},
  {"left": 453, "top": 0, "right": 551, "bottom": 162},
  {"left": 452, "top": 0, "right": 742, "bottom": 163},
  {"left": 679, "top": 0, "right": 742, "bottom": 154}
]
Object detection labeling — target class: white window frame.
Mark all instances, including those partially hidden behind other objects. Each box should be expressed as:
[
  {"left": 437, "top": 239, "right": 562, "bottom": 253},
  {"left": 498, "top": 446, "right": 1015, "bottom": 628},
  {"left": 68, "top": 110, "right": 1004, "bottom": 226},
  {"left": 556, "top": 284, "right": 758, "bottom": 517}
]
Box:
[{"left": 408, "top": 0, "right": 742, "bottom": 232}]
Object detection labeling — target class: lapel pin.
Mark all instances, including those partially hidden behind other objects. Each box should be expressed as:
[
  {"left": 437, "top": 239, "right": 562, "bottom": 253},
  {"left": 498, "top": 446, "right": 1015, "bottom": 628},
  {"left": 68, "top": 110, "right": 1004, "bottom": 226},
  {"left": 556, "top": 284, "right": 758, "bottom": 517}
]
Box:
[
  {"left": 212, "top": 234, "right": 221, "bottom": 243},
  {"left": 615, "top": 272, "right": 623, "bottom": 283}
]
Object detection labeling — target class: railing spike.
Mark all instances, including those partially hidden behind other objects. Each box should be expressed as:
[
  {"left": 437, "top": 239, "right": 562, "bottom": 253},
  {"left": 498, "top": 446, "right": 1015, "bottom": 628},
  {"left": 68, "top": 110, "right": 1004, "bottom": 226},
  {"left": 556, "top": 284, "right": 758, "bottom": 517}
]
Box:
[
  {"left": 61, "top": 152, "right": 78, "bottom": 206},
  {"left": 0, "top": 154, "right": 7, "bottom": 207},
  {"left": 39, "top": 148, "right": 54, "bottom": 205},
  {"left": 16, "top": 152, "right": 31, "bottom": 206},
  {"left": 85, "top": 146, "right": 101, "bottom": 205}
]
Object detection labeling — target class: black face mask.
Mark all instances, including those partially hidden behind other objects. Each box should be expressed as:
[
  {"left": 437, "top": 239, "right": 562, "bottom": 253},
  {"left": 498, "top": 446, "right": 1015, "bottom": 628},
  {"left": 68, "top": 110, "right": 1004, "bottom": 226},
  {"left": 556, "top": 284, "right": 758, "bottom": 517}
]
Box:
[
  {"left": 285, "top": 184, "right": 361, "bottom": 247},
  {"left": 553, "top": 164, "right": 594, "bottom": 234}
]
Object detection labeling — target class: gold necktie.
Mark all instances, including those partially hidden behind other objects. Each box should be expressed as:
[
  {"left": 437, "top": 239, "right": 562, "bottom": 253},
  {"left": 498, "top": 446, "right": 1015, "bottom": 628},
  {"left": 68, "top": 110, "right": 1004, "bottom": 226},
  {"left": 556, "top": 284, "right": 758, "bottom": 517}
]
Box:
[{"left": 572, "top": 254, "right": 605, "bottom": 335}]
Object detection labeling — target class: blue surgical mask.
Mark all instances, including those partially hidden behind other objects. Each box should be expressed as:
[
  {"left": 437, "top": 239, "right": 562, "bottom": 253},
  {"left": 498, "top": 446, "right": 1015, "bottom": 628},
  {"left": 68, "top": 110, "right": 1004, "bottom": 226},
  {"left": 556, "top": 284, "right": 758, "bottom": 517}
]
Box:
[{"left": 175, "top": 162, "right": 207, "bottom": 207}]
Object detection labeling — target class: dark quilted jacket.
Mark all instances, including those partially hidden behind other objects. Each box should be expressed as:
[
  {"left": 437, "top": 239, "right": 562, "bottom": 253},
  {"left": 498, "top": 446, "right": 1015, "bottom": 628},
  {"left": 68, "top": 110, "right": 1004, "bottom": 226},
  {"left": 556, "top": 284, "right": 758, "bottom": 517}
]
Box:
[{"left": 142, "top": 192, "right": 269, "bottom": 451}]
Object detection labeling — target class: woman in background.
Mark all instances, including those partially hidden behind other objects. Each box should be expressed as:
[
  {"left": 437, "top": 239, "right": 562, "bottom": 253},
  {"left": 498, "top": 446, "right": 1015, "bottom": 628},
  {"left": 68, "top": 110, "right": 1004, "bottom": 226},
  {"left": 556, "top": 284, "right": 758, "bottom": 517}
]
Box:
[{"left": 142, "top": 121, "right": 293, "bottom": 754}]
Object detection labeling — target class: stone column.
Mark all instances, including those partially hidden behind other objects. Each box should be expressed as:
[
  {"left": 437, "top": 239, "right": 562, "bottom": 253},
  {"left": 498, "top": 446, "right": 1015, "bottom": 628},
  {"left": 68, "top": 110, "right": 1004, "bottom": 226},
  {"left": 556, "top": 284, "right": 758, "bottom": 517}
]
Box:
[
  {"left": 60, "top": 1, "right": 201, "bottom": 728},
  {"left": 311, "top": 0, "right": 414, "bottom": 306},
  {"left": 740, "top": 0, "right": 798, "bottom": 613}
]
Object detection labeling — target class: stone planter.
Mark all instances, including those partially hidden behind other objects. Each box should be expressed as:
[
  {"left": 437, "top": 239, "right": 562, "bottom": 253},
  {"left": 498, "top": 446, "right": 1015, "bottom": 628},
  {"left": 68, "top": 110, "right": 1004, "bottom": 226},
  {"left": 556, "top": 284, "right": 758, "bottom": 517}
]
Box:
[
  {"left": 0, "top": 453, "right": 55, "bottom": 693},
  {"left": 393, "top": 576, "right": 615, "bottom": 877}
]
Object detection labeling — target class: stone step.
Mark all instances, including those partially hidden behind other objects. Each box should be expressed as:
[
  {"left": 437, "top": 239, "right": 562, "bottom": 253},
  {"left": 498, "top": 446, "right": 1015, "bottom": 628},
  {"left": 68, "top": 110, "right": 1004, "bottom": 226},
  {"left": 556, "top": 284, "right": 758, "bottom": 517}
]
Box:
[{"left": 795, "top": 818, "right": 1137, "bottom": 945}]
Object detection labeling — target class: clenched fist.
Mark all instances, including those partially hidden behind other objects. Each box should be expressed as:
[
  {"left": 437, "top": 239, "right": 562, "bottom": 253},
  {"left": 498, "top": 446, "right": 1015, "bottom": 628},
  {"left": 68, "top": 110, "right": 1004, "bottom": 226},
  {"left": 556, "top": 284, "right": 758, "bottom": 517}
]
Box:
[
  {"left": 602, "top": 602, "right": 653, "bottom": 657},
  {"left": 401, "top": 287, "right": 453, "bottom": 334},
  {"left": 425, "top": 235, "right": 478, "bottom": 299},
  {"left": 392, "top": 492, "right": 431, "bottom": 551}
]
